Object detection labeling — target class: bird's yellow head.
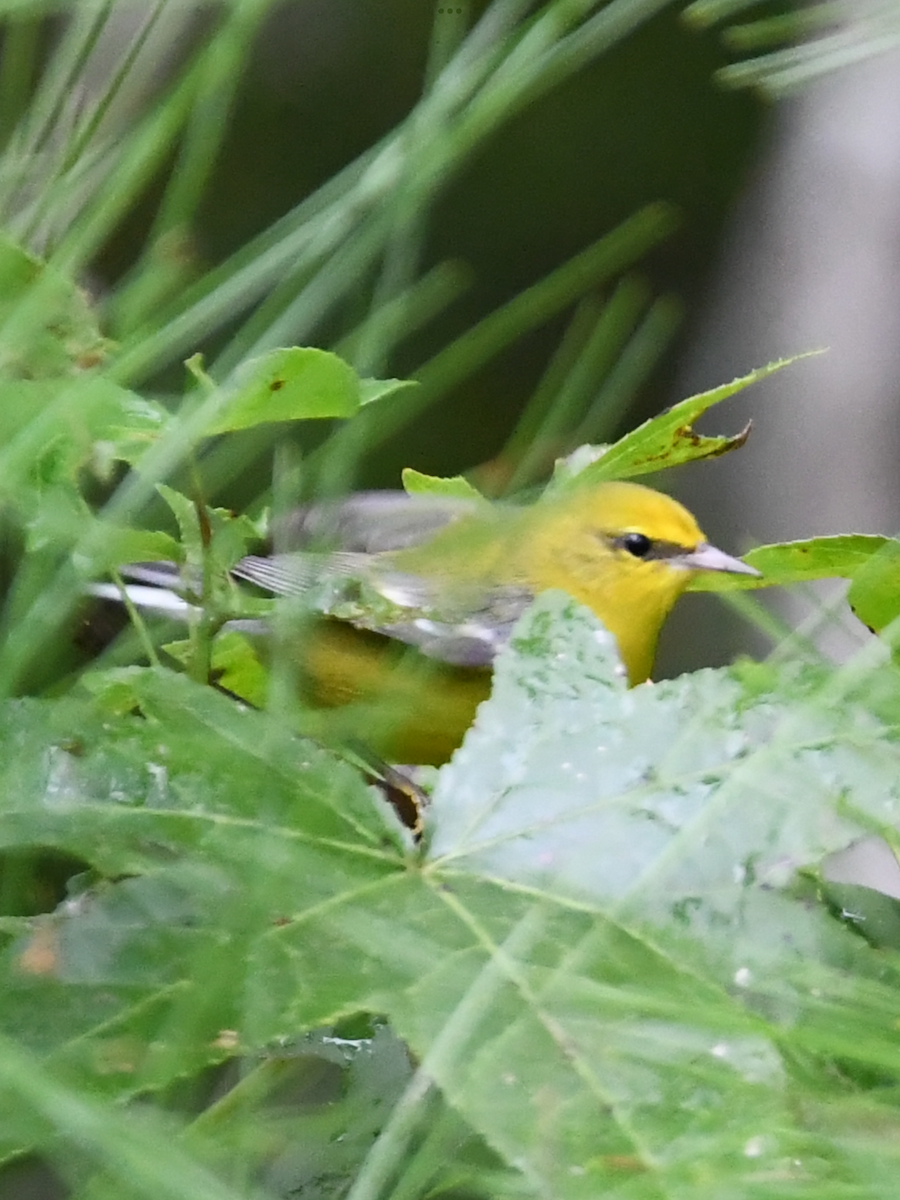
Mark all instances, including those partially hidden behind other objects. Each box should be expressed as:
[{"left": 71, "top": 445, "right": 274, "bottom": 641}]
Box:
[{"left": 520, "top": 480, "right": 758, "bottom": 684}]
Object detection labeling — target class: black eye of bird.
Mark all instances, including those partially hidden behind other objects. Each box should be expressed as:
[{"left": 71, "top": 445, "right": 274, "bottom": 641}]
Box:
[{"left": 621, "top": 532, "right": 652, "bottom": 558}]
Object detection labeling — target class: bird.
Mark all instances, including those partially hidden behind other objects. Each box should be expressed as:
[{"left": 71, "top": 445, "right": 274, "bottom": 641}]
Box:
[{"left": 93, "top": 480, "right": 760, "bottom": 765}]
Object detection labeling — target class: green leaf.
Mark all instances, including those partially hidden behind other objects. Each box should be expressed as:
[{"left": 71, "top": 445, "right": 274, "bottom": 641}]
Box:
[
  {"left": 93, "top": 391, "right": 176, "bottom": 469},
  {"left": 208, "top": 348, "right": 362, "bottom": 434},
  {"left": 0, "top": 377, "right": 172, "bottom": 499},
  {"left": 166, "top": 630, "right": 269, "bottom": 709},
  {"left": 430, "top": 593, "right": 900, "bottom": 953},
  {"left": 0, "top": 671, "right": 402, "bottom": 1156},
  {"left": 156, "top": 483, "right": 205, "bottom": 566},
  {"left": 559, "top": 353, "right": 820, "bottom": 485},
  {"left": 689, "top": 534, "right": 893, "bottom": 592},
  {"left": 820, "top": 881, "right": 900, "bottom": 952},
  {"left": 2, "top": 671, "right": 394, "bottom": 869},
  {"left": 360, "top": 376, "right": 418, "bottom": 406},
  {"left": 154, "top": 486, "right": 259, "bottom": 581},
  {"left": 847, "top": 539, "right": 900, "bottom": 635},
  {"left": 401, "top": 467, "right": 485, "bottom": 501},
  {"left": 103, "top": 525, "right": 182, "bottom": 571},
  {"left": 26, "top": 500, "right": 180, "bottom": 568},
  {"left": 0, "top": 236, "right": 110, "bottom": 379},
  {"left": 6, "top": 602, "right": 900, "bottom": 1193}
]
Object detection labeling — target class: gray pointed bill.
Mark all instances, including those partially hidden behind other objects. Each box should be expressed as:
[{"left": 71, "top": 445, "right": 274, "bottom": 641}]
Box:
[{"left": 677, "top": 543, "right": 761, "bottom": 577}]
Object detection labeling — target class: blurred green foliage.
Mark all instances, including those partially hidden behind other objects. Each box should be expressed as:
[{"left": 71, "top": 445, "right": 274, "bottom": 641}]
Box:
[
  {"left": 96, "top": 3, "right": 764, "bottom": 488},
  {"left": 2, "top": 3, "right": 900, "bottom": 1199}
]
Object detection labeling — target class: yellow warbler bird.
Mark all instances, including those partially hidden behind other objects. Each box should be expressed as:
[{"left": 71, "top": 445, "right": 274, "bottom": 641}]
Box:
[{"left": 104, "top": 480, "right": 759, "bottom": 763}]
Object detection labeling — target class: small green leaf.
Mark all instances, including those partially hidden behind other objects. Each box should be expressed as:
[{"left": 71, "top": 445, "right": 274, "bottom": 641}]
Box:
[
  {"left": 0, "top": 236, "right": 110, "bottom": 379},
  {"left": 689, "top": 534, "right": 893, "bottom": 592},
  {"left": 94, "top": 392, "right": 175, "bottom": 468},
  {"left": 0, "top": 378, "right": 172, "bottom": 499},
  {"left": 847, "top": 540, "right": 900, "bottom": 635},
  {"left": 209, "top": 348, "right": 361, "bottom": 433},
  {"left": 401, "top": 467, "right": 485, "bottom": 501},
  {"left": 166, "top": 630, "right": 268, "bottom": 709},
  {"left": 22, "top": 483, "right": 180, "bottom": 568},
  {"left": 548, "top": 442, "right": 609, "bottom": 488},
  {"left": 360, "top": 377, "right": 418, "bottom": 406},
  {"left": 156, "top": 484, "right": 204, "bottom": 565},
  {"left": 562, "top": 353, "right": 821, "bottom": 485}
]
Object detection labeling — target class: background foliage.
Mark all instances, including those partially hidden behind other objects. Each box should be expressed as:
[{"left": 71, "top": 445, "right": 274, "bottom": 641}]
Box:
[{"left": 1, "top": 2, "right": 900, "bottom": 1198}]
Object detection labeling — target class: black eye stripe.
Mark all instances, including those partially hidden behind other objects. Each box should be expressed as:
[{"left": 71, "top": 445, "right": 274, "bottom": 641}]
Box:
[{"left": 606, "top": 533, "right": 695, "bottom": 562}]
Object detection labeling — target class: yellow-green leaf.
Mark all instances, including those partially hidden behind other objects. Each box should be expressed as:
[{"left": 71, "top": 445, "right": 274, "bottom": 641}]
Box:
[
  {"left": 689, "top": 535, "right": 892, "bottom": 592},
  {"left": 563, "top": 353, "right": 821, "bottom": 485},
  {"left": 401, "top": 468, "right": 484, "bottom": 501},
  {"left": 209, "top": 348, "right": 361, "bottom": 434}
]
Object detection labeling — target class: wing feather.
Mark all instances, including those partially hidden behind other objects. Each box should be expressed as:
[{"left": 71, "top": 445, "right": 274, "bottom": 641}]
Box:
[{"left": 102, "top": 493, "right": 529, "bottom": 668}]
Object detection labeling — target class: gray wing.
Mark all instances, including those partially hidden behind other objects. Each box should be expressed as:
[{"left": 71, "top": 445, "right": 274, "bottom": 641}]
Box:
[
  {"left": 272, "top": 491, "right": 480, "bottom": 553},
  {"left": 113, "top": 493, "right": 530, "bottom": 668},
  {"left": 232, "top": 552, "right": 533, "bottom": 668}
]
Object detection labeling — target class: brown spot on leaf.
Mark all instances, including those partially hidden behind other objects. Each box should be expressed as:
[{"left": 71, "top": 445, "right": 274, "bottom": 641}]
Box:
[
  {"left": 269, "top": 377, "right": 286, "bottom": 391},
  {"left": 76, "top": 349, "right": 107, "bottom": 370},
  {"left": 18, "top": 924, "right": 60, "bottom": 976},
  {"left": 601, "top": 1156, "right": 647, "bottom": 1173},
  {"left": 704, "top": 419, "right": 752, "bottom": 459},
  {"left": 674, "top": 424, "right": 703, "bottom": 447}
]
